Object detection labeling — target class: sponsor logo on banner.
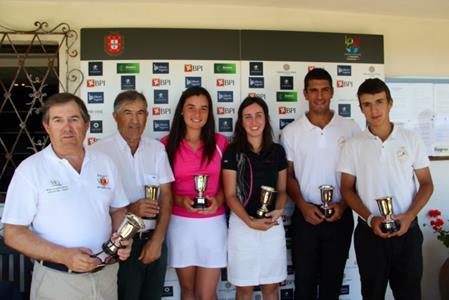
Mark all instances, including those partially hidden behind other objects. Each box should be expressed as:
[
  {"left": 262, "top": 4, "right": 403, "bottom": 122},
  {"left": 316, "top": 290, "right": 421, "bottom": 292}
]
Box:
[
  {"left": 87, "top": 92, "right": 104, "bottom": 104},
  {"left": 88, "top": 109, "right": 103, "bottom": 115},
  {"left": 153, "top": 120, "right": 170, "bottom": 132},
  {"left": 162, "top": 286, "right": 174, "bottom": 297},
  {"left": 121, "top": 76, "right": 135, "bottom": 90},
  {"left": 344, "top": 35, "right": 361, "bottom": 61},
  {"left": 90, "top": 120, "right": 103, "bottom": 134},
  {"left": 249, "top": 77, "right": 264, "bottom": 88},
  {"left": 104, "top": 33, "right": 123, "bottom": 56},
  {"left": 308, "top": 65, "right": 315, "bottom": 71},
  {"left": 336, "top": 80, "right": 353, "bottom": 88},
  {"left": 87, "top": 137, "right": 97, "bottom": 145},
  {"left": 153, "top": 62, "right": 169, "bottom": 74},
  {"left": 184, "top": 64, "right": 204, "bottom": 72},
  {"left": 88, "top": 62, "right": 103, "bottom": 76},
  {"left": 152, "top": 78, "right": 171, "bottom": 87},
  {"left": 86, "top": 79, "right": 106, "bottom": 88},
  {"left": 249, "top": 62, "right": 263, "bottom": 76},
  {"left": 217, "top": 91, "right": 234, "bottom": 102},
  {"left": 154, "top": 90, "right": 169, "bottom": 104},
  {"left": 340, "top": 285, "right": 350, "bottom": 295},
  {"left": 117, "top": 63, "right": 140, "bottom": 74},
  {"left": 185, "top": 77, "right": 202, "bottom": 87},
  {"left": 214, "top": 63, "right": 236, "bottom": 74},
  {"left": 338, "top": 103, "right": 351, "bottom": 117},
  {"left": 363, "top": 65, "right": 382, "bottom": 76},
  {"left": 279, "top": 119, "right": 294, "bottom": 130},
  {"left": 337, "top": 65, "right": 352, "bottom": 76},
  {"left": 248, "top": 92, "right": 266, "bottom": 100},
  {"left": 218, "top": 118, "right": 233, "bottom": 132},
  {"left": 152, "top": 107, "right": 171, "bottom": 115},
  {"left": 278, "top": 106, "right": 297, "bottom": 114},
  {"left": 216, "top": 79, "right": 235, "bottom": 87},
  {"left": 280, "top": 76, "right": 294, "bottom": 90},
  {"left": 277, "top": 92, "right": 298, "bottom": 102},
  {"left": 217, "top": 107, "right": 235, "bottom": 115}
]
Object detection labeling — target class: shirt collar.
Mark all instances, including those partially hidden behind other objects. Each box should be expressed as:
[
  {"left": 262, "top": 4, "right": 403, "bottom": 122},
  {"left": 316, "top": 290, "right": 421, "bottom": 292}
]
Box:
[
  {"left": 43, "top": 143, "right": 92, "bottom": 164},
  {"left": 301, "top": 111, "right": 339, "bottom": 131},
  {"left": 362, "top": 123, "right": 398, "bottom": 141}
]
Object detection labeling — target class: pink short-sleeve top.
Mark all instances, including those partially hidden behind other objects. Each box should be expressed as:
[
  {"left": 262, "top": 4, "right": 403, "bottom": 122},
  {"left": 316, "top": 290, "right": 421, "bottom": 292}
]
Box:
[{"left": 161, "top": 133, "right": 228, "bottom": 218}]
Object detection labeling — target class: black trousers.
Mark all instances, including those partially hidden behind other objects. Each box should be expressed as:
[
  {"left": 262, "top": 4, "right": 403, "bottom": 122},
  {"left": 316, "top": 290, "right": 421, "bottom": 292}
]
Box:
[
  {"left": 291, "top": 207, "right": 354, "bottom": 300},
  {"left": 354, "top": 218, "right": 423, "bottom": 300},
  {"left": 118, "top": 231, "right": 168, "bottom": 300}
]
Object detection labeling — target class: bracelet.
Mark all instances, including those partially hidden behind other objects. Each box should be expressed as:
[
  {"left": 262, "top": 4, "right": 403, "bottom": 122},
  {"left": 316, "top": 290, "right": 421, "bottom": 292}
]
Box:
[{"left": 366, "top": 214, "right": 374, "bottom": 228}]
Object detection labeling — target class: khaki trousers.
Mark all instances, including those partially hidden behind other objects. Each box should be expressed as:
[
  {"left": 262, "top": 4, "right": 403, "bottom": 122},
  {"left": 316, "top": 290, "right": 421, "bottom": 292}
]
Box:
[{"left": 30, "top": 261, "right": 119, "bottom": 300}]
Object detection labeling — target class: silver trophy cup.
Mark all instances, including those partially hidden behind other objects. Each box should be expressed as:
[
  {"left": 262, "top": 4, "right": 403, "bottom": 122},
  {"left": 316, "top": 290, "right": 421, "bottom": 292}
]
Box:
[
  {"left": 376, "top": 196, "right": 401, "bottom": 233},
  {"left": 193, "top": 174, "right": 208, "bottom": 209},
  {"left": 144, "top": 185, "right": 159, "bottom": 220},
  {"left": 255, "top": 186, "right": 276, "bottom": 219},
  {"left": 102, "top": 213, "right": 145, "bottom": 256},
  {"left": 319, "top": 185, "right": 335, "bottom": 218}
]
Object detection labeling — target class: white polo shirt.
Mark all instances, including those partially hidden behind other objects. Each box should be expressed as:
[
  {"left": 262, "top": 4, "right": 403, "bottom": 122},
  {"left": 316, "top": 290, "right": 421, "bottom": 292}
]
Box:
[
  {"left": 281, "top": 113, "right": 360, "bottom": 205},
  {"left": 337, "top": 125, "right": 430, "bottom": 215},
  {"left": 2, "top": 145, "right": 129, "bottom": 254},
  {"left": 89, "top": 133, "right": 174, "bottom": 230}
]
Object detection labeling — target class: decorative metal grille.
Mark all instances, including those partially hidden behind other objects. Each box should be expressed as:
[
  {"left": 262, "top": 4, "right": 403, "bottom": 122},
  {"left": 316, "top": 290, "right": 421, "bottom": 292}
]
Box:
[{"left": 0, "top": 21, "right": 83, "bottom": 202}]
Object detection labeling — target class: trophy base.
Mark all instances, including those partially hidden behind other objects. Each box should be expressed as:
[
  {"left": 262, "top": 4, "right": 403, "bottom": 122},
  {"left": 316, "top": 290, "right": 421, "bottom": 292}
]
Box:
[
  {"left": 320, "top": 206, "right": 334, "bottom": 218},
  {"left": 102, "top": 241, "right": 120, "bottom": 256},
  {"left": 193, "top": 197, "right": 207, "bottom": 209},
  {"left": 380, "top": 220, "right": 401, "bottom": 234},
  {"left": 255, "top": 209, "right": 269, "bottom": 219}
]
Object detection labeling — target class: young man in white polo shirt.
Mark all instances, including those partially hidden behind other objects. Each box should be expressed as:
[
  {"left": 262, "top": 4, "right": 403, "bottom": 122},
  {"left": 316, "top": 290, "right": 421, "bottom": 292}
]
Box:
[
  {"left": 2, "top": 93, "right": 131, "bottom": 300},
  {"left": 339, "top": 78, "right": 433, "bottom": 299},
  {"left": 90, "top": 90, "right": 174, "bottom": 300},
  {"left": 281, "top": 68, "right": 360, "bottom": 299}
]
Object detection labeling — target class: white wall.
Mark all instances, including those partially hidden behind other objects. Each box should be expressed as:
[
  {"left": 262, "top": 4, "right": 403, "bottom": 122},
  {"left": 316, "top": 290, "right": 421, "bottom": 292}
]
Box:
[{"left": 1, "top": 2, "right": 448, "bottom": 299}]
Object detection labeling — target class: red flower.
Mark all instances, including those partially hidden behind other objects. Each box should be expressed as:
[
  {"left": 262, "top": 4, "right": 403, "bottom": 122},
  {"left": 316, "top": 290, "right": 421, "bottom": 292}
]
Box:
[{"left": 428, "top": 209, "right": 442, "bottom": 218}]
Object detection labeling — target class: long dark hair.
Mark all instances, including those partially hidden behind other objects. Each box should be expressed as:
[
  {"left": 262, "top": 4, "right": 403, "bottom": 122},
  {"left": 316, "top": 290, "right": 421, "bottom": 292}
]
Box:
[
  {"left": 230, "top": 96, "right": 273, "bottom": 153},
  {"left": 166, "top": 86, "right": 216, "bottom": 166}
]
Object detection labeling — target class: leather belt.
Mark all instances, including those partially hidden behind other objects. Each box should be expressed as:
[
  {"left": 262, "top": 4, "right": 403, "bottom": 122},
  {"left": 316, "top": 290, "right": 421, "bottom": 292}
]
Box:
[
  {"left": 39, "top": 260, "right": 104, "bottom": 274},
  {"left": 134, "top": 230, "right": 154, "bottom": 241}
]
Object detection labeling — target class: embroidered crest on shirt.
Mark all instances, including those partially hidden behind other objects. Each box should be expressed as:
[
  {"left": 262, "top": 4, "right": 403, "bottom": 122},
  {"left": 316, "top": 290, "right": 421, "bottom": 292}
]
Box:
[
  {"left": 97, "top": 174, "right": 111, "bottom": 189},
  {"left": 337, "top": 136, "right": 346, "bottom": 146},
  {"left": 396, "top": 146, "right": 409, "bottom": 163}
]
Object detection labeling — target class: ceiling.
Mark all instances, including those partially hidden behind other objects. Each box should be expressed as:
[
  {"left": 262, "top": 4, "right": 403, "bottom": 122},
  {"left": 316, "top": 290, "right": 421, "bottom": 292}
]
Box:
[{"left": 13, "top": 0, "right": 449, "bottom": 20}]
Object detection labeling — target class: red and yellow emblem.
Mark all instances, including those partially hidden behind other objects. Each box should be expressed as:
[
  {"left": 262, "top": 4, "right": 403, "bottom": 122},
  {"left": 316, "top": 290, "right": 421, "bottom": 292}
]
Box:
[{"left": 105, "top": 34, "right": 123, "bottom": 56}]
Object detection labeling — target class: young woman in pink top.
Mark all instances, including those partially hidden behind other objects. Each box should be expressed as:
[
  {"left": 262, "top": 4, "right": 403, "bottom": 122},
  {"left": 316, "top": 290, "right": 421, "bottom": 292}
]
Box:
[{"left": 161, "top": 86, "right": 227, "bottom": 300}]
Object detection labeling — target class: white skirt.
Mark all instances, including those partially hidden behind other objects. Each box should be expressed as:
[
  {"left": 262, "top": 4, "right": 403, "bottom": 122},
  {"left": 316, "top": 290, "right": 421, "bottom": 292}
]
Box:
[
  {"left": 167, "top": 214, "right": 227, "bottom": 268},
  {"left": 227, "top": 213, "right": 287, "bottom": 286}
]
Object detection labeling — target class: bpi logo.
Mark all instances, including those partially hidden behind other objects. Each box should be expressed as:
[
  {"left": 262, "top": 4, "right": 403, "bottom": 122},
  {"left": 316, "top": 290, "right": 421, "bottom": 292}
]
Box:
[
  {"left": 217, "top": 107, "right": 235, "bottom": 115},
  {"left": 278, "top": 106, "right": 296, "bottom": 114},
  {"left": 87, "top": 137, "right": 97, "bottom": 145},
  {"left": 308, "top": 66, "right": 315, "bottom": 71},
  {"left": 336, "top": 80, "right": 353, "bottom": 88},
  {"left": 184, "top": 64, "right": 204, "bottom": 72},
  {"left": 152, "top": 78, "right": 171, "bottom": 87},
  {"left": 152, "top": 107, "right": 171, "bottom": 115},
  {"left": 86, "top": 79, "right": 105, "bottom": 88},
  {"left": 216, "top": 79, "right": 234, "bottom": 87}
]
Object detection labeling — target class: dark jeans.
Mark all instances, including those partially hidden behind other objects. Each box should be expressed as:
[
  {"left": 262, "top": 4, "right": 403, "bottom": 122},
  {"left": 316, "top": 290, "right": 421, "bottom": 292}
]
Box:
[
  {"left": 291, "top": 207, "right": 354, "bottom": 300},
  {"left": 118, "top": 231, "right": 168, "bottom": 300},
  {"left": 354, "top": 218, "right": 423, "bottom": 300}
]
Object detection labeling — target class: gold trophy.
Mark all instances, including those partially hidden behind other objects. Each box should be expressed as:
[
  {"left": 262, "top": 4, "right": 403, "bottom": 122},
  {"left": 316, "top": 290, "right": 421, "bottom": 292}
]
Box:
[
  {"left": 193, "top": 174, "right": 208, "bottom": 209},
  {"left": 102, "top": 213, "right": 145, "bottom": 256},
  {"left": 319, "top": 185, "right": 334, "bottom": 218},
  {"left": 144, "top": 185, "right": 159, "bottom": 220},
  {"left": 376, "top": 196, "right": 401, "bottom": 233},
  {"left": 255, "top": 185, "right": 276, "bottom": 218}
]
